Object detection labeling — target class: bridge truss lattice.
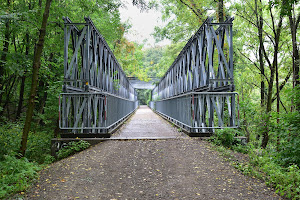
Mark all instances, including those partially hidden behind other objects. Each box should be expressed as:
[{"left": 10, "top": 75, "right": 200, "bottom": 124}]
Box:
[
  {"left": 150, "top": 17, "right": 239, "bottom": 135},
  {"left": 59, "top": 17, "right": 138, "bottom": 137}
]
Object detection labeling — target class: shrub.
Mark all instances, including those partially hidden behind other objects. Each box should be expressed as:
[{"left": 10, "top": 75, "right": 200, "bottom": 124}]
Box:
[
  {"left": 0, "top": 155, "right": 41, "bottom": 199},
  {"left": 210, "top": 128, "right": 239, "bottom": 147},
  {"left": 275, "top": 86, "right": 300, "bottom": 167},
  {"left": 25, "top": 131, "right": 53, "bottom": 163},
  {"left": 0, "top": 123, "right": 23, "bottom": 160},
  {"left": 248, "top": 148, "right": 300, "bottom": 199},
  {"left": 57, "top": 140, "right": 90, "bottom": 159}
]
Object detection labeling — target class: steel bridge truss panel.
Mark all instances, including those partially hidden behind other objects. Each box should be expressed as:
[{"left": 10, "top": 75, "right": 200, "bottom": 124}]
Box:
[
  {"left": 153, "top": 92, "right": 239, "bottom": 135},
  {"left": 60, "top": 17, "right": 138, "bottom": 137},
  {"left": 59, "top": 93, "right": 138, "bottom": 135},
  {"left": 63, "top": 17, "right": 136, "bottom": 101},
  {"left": 151, "top": 17, "right": 238, "bottom": 133},
  {"left": 153, "top": 17, "right": 234, "bottom": 100}
]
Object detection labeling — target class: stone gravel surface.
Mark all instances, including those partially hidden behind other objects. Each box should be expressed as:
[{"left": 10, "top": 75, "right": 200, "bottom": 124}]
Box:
[{"left": 23, "top": 106, "right": 282, "bottom": 200}]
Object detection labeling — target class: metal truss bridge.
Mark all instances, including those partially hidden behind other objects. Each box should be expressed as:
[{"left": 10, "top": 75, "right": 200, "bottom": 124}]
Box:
[
  {"left": 59, "top": 17, "right": 239, "bottom": 138},
  {"left": 128, "top": 77, "right": 159, "bottom": 90},
  {"left": 150, "top": 17, "right": 239, "bottom": 136}
]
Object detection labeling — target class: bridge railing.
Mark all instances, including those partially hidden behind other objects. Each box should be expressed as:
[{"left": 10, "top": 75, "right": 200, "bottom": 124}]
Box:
[
  {"left": 151, "top": 17, "right": 239, "bottom": 135},
  {"left": 154, "top": 92, "right": 239, "bottom": 135},
  {"left": 59, "top": 17, "right": 138, "bottom": 137}
]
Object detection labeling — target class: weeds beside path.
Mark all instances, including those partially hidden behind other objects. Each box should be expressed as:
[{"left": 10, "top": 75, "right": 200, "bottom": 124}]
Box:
[{"left": 22, "top": 138, "right": 281, "bottom": 200}]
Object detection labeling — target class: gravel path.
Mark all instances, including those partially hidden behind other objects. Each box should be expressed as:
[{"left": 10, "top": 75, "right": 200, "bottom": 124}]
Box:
[{"left": 24, "top": 106, "right": 281, "bottom": 200}]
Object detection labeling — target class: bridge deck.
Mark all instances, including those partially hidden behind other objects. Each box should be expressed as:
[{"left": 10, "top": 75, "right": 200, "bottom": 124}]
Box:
[
  {"left": 111, "top": 105, "right": 187, "bottom": 139},
  {"left": 51, "top": 106, "right": 186, "bottom": 155}
]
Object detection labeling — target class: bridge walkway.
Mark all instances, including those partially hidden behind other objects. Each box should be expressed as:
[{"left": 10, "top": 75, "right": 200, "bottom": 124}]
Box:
[{"left": 111, "top": 105, "right": 187, "bottom": 140}]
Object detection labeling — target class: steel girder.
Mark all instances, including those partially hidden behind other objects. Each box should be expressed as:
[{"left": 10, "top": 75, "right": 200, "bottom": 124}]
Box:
[
  {"left": 60, "top": 17, "right": 138, "bottom": 136},
  {"left": 151, "top": 17, "right": 239, "bottom": 135}
]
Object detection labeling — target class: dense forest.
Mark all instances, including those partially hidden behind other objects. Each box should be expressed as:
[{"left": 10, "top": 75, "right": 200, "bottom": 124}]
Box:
[{"left": 0, "top": 0, "right": 299, "bottom": 199}]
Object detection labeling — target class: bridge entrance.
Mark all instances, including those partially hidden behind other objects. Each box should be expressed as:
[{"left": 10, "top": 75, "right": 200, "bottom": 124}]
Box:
[
  {"left": 128, "top": 77, "right": 159, "bottom": 90},
  {"left": 58, "top": 16, "right": 239, "bottom": 139},
  {"left": 127, "top": 76, "right": 158, "bottom": 105}
]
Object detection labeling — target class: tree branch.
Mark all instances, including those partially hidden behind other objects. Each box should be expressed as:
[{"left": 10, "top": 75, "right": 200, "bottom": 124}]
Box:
[
  {"left": 271, "top": 69, "right": 292, "bottom": 103},
  {"left": 178, "top": 0, "right": 200, "bottom": 19}
]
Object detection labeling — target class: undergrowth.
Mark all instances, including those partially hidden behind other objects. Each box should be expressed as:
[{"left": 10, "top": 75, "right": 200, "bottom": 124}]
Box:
[
  {"left": 0, "top": 123, "right": 90, "bottom": 199},
  {"left": 233, "top": 149, "right": 300, "bottom": 200},
  {"left": 0, "top": 155, "right": 41, "bottom": 199},
  {"left": 57, "top": 140, "right": 90, "bottom": 159},
  {"left": 210, "top": 129, "right": 300, "bottom": 200}
]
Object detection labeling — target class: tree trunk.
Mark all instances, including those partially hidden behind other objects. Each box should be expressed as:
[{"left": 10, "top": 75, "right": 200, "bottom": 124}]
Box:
[
  {"left": 53, "top": 119, "right": 60, "bottom": 138},
  {"left": 255, "top": 0, "right": 265, "bottom": 142},
  {"left": 261, "top": 15, "right": 283, "bottom": 149},
  {"left": 16, "top": 33, "right": 30, "bottom": 120},
  {"left": 35, "top": 81, "right": 48, "bottom": 129},
  {"left": 0, "top": 0, "right": 11, "bottom": 106},
  {"left": 261, "top": 67, "right": 274, "bottom": 148},
  {"left": 276, "top": 50, "right": 280, "bottom": 149},
  {"left": 0, "top": 75, "right": 16, "bottom": 117},
  {"left": 19, "top": 0, "right": 52, "bottom": 157},
  {"left": 218, "top": 0, "right": 224, "bottom": 22},
  {"left": 16, "top": 74, "right": 26, "bottom": 120},
  {"left": 289, "top": 14, "right": 300, "bottom": 110}
]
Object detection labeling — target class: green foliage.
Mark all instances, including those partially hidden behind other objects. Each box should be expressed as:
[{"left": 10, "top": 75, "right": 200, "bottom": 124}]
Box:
[
  {"left": 57, "top": 141, "right": 91, "bottom": 160},
  {"left": 114, "top": 40, "right": 150, "bottom": 80},
  {"left": 213, "top": 142, "right": 300, "bottom": 200},
  {"left": 154, "top": 42, "right": 185, "bottom": 77},
  {"left": 0, "top": 122, "right": 53, "bottom": 164},
  {"left": 153, "top": 0, "right": 205, "bottom": 42},
  {"left": 0, "top": 155, "right": 41, "bottom": 199},
  {"left": 236, "top": 148, "right": 300, "bottom": 200},
  {"left": 136, "top": 89, "right": 152, "bottom": 105},
  {"left": 25, "top": 131, "right": 53, "bottom": 164},
  {"left": 44, "top": 155, "right": 56, "bottom": 165},
  {"left": 0, "top": 123, "right": 23, "bottom": 160},
  {"left": 276, "top": 87, "right": 300, "bottom": 167},
  {"left": 210, "top": 128, "right": 239, "bottom": 147},
  {"left": 232, "top": 144, "right": 250, "bottom": 154},
  {"left": 142, "top": 46, "right": 164, "bottom": 77}
]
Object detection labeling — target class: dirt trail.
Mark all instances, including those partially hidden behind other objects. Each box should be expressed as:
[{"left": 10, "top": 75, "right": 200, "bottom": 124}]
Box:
[{"left": 23, "top": 106, "right": 281, "bottom": 200}]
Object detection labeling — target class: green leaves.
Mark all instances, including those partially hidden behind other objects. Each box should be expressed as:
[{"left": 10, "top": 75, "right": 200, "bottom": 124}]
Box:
[
  {"left": 210, "top": 128, "right": 239, "bottom": 147},
  {"left": 57, "top": 141, "right": 91, "bottom": 160},
  {"left": 0, "top": 155, "right": 41, "bottom": 199}
]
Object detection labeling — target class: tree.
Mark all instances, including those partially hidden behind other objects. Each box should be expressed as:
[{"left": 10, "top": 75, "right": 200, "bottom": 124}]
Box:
[
  {"left": 0, "top": 0, "right": 11, "bottom": 108},
  {"left": 19, "top": 0, "right": 52, "bottom": 157},
  {"left": 278, "top": 0, "right": 300, "bottom": 110},
  {"left": 233, "top": 0, "right": 292, "bottom": 148}
]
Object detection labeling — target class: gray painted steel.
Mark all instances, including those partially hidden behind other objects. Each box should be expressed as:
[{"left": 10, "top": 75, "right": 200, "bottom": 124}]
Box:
[
  {"left": 150, "top": 17, "right": 239, "bottom": 135},
  {"left": 59, "top": 17, "right": 138, "bottom": 136},
  {"left": 129, "top": 78, "right": 159, "bottom": 89}
]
